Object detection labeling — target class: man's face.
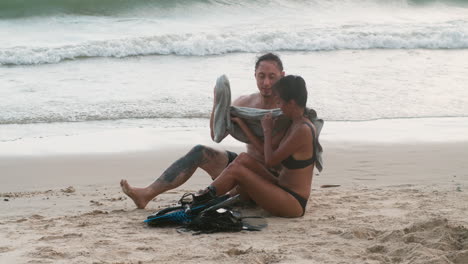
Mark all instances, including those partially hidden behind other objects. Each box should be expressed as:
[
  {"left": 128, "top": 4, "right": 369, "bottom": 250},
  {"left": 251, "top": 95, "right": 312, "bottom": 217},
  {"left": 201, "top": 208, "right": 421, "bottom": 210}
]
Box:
[{"left": 254, "top": 61, "right": 285, "bottom": 97}]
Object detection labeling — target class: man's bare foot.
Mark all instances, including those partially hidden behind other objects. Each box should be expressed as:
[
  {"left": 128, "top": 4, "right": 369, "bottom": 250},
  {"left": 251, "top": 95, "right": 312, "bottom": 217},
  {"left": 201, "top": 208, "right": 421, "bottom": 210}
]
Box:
[{"left": 120, "top": 179, "right": 151, "bottom": 209}]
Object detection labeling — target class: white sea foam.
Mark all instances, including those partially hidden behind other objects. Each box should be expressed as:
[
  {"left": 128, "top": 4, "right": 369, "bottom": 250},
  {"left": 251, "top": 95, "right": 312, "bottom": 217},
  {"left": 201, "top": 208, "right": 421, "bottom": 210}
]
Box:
[
  {"left": 1, "top": 0, "right": 467, "bottom": 18},
  {"left": 1, "top": 0, "right": 468, "bottom": 65},
  {"left": 1, "top": 50, "right": 468, "bottom": 128},
  {"left": 1, "top": 21, "right": 468, "bottom": 65},
  {"left": 1, "top": 0, "right": 468, "bottom": 134}
]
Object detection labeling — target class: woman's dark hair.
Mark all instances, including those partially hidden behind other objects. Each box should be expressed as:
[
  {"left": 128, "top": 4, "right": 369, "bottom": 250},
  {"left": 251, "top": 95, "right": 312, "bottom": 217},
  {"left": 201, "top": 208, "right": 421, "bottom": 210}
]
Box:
[
  {"left": 255, "top": 53, "right": 283, "bottom": 71},
  {"left": 272, "top": 75, "right": 308, "bottom": 108}
]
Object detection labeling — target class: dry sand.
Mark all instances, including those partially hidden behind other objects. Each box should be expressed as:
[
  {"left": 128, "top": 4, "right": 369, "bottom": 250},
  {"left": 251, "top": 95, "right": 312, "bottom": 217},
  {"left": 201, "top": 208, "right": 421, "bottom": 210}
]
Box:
[{"left": 1, "top": 131, "right": 468, "bottom": 263}]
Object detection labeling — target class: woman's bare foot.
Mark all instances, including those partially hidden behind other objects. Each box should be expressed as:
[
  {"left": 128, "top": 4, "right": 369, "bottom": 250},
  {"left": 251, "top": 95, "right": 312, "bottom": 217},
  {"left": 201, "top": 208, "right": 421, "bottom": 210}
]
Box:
[{"left": 120, "top": 179, "right": 152, "bottom": 209}]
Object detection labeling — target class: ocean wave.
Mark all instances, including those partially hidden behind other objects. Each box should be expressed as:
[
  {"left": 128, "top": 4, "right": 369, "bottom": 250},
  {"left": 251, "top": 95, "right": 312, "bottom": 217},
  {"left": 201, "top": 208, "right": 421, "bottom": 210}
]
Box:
[
  {"left": 0, "top": 0, "right": 191, "bottom": 18},
  {"left": 0, "top": 109, "right": 210, "bottom": 125},
  {"left": 2, "top": 95, "right": 467, "bottom": 125},
  {"left": 3, "top": 112, "right": 467, "bottom": 126},
  {"left": 1, "top": 0, "right": 466, "bottom": 18},
  {"left": 1, "top": 23, "right": 467, "bottom": 65}
]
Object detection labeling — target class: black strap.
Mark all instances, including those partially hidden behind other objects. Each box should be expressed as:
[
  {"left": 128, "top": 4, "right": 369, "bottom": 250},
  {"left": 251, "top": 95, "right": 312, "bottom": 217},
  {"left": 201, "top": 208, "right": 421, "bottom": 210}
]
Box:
[{"left": 303, "top": 122, "right": 317, "bottom": 161}]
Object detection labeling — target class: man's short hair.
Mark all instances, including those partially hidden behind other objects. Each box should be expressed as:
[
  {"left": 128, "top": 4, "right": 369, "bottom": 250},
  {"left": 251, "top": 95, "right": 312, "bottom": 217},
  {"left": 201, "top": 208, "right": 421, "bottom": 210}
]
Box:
[{"left": 255, "top": 53, "right": 283, "bottom": 71}]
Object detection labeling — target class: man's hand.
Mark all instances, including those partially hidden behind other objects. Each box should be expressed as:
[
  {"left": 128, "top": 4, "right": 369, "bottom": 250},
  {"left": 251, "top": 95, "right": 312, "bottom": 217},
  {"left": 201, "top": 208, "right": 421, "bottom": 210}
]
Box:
[{"left": 210, "top": 86, "right": 217, "bottom": 140}]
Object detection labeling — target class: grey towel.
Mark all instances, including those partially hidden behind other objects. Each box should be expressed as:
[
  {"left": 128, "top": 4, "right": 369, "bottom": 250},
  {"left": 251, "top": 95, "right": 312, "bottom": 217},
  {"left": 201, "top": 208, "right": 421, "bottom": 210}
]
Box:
[{"left": 213, "top": 75, "right": 324, "bottom": 172}]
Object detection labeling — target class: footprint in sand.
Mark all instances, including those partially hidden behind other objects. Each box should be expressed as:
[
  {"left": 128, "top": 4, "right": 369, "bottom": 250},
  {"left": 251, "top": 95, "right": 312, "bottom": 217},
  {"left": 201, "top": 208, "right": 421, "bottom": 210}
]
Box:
[
  {"left": 31, "top": 214, "right": 44, "bottom": 220},
  {"left": 90, "top": 200, "right": 104, "bottom": 206},
  {"left": 0, "top": 246, "right": 12, "bottom": 253},
  {"left": 30, "top": 246, "right": 68, "bottom": 259},
  {"left": 61, "top": 186, "right": 76, "bottom": 193},
  {"left": 39, "top": 233, "right": 83, "bottom": 241},
  {"left": 365, "top": 218, "right": 468, "bottom": 263}
]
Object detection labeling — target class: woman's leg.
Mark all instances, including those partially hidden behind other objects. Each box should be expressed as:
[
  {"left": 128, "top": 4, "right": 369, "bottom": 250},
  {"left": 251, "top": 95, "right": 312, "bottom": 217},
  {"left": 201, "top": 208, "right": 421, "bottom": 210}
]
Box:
[
  {"left": 230, "top": 152, "right": 279, "bottom": 184},
  {"left": 210, "top": 153, "right": 304, "bottom": 217},
  {"left": 225, "top": 152, "right": 278, "bottom": 200}
]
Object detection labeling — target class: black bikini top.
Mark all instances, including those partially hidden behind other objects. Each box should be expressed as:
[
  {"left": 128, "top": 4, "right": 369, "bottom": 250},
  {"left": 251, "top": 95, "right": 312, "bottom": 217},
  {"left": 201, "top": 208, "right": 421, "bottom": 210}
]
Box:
[{"left": 281, "top": 122, "right": 316, "bottom": 170}]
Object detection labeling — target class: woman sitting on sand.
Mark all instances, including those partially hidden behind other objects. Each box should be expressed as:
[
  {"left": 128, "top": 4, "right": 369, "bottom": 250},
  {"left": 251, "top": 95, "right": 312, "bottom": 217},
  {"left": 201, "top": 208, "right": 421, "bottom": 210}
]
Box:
[{"left": 195, "top": 75, "right": 317, "bottom": 217}]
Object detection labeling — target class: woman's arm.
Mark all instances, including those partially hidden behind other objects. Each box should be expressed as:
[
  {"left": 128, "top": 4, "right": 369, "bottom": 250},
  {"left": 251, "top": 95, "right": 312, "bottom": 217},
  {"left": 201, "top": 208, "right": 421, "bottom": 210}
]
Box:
[
  {"left": 231, "top": 117, "right": 264, "bottom": 154},
  {"left": 261, "top": 112, "right": 274, "bottom": 167},
  {"left": 263, "top": 120, "right": 313, "bottom": 168}
]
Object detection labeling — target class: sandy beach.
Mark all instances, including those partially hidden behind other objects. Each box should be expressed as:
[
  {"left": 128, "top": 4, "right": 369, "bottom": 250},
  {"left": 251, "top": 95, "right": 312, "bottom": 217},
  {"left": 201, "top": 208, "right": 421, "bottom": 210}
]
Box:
[
  {"left": 2, "top": 0, "right": 468, "bottom": 262},
  {"left": 1, "top": 122, "right": 467, "bottom": 264}
]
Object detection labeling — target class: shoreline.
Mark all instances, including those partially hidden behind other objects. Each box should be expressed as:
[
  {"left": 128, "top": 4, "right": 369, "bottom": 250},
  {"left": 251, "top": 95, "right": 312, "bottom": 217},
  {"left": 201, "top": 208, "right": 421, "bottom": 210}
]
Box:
[
  {"left": 3, "top": 116, "right": 468, "bottom": 145},
  {"left": 1, "top": 140, "right": 467, "bottom": 193},
  {"left": 1, "top": 117, "right": 468, "bottom": 192}
]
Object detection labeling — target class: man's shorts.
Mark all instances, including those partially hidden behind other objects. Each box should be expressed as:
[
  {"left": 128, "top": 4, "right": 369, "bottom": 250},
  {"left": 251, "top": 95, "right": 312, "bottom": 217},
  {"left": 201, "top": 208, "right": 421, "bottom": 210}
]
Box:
[{"left": 226, "top": 151, "right": 238, "bottom": 166}]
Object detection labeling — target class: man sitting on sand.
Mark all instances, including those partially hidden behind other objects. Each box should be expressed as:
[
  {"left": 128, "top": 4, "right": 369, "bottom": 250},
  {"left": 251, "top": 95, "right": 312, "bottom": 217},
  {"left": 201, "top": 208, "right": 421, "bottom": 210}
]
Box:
[{"left": 120, "top": 53, "right": 286, "bottom": 209}]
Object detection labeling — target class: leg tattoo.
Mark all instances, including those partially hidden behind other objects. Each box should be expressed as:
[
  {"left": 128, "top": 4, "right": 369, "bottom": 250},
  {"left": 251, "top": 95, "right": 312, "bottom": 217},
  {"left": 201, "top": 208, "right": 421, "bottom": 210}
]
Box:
[
  {"left": 156, "top": 144, "right": 218, "bottom": 186},
  {"left": 120, "top": 145, "right": 221, "bottom": 209}
]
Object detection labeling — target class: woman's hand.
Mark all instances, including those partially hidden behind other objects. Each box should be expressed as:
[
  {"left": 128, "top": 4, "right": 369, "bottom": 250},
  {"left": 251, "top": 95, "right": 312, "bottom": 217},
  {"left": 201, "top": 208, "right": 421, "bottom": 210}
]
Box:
[
  {"left": 231, "top": 117, "right": 246, "bottom": 127},
  {"left": 261, "top": 112, "right": 274, "bottom": 134},
  {"left": 261, "top": 112, "right": 275, "bottom": 167},
  {"left": 231, "top": 116, "right": 240, "bottom": 123},
  {"left": 232, "top": 116, "right": 250, "bottom": 134},
  {"left": 231, "top": 116, "right": 264, "bottom": 154}
]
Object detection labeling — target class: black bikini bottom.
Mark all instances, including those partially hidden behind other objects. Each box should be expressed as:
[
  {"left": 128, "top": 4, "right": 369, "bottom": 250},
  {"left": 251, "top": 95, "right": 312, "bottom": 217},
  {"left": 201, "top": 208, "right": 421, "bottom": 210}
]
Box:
[
  {"left": 225, "top": 154, "right": 307, "bottom": 215},
  {"left": 279, "top": 185, "right": 308, "bottom": 216}
]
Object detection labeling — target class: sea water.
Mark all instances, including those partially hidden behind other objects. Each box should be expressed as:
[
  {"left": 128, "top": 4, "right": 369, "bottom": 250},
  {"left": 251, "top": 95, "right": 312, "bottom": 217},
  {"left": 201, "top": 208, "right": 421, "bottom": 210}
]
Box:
[{"left": 1, "top": 0, "right": 468, "bottom": 149}]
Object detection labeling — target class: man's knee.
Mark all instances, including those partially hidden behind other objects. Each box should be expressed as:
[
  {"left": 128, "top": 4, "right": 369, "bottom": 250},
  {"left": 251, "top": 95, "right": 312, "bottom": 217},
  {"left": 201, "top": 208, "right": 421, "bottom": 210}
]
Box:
[
  {"left": 188, "top": 144, "right": 205, "bottom": 156},
  {"left": 188, "top": 144, "right": 214, "bottom": 159},
  {"left": 188, "top": 144, "right": 226, "bottom": 170},
  {"left": 183, "top": 144, "right": 209, "bottom": 166}
]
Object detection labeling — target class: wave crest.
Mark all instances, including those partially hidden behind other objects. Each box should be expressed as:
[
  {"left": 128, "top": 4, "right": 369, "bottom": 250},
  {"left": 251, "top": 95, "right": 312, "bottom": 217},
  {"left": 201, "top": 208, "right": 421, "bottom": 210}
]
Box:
[
  {"left": 2, "top": 0, "right": 467, "bottom": 18},
  {"left": 0, "top": 108, "right": 210, "bottom": 125},
  {"left": 2, "top": 23, "right": 468, "bottom": 65}
]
